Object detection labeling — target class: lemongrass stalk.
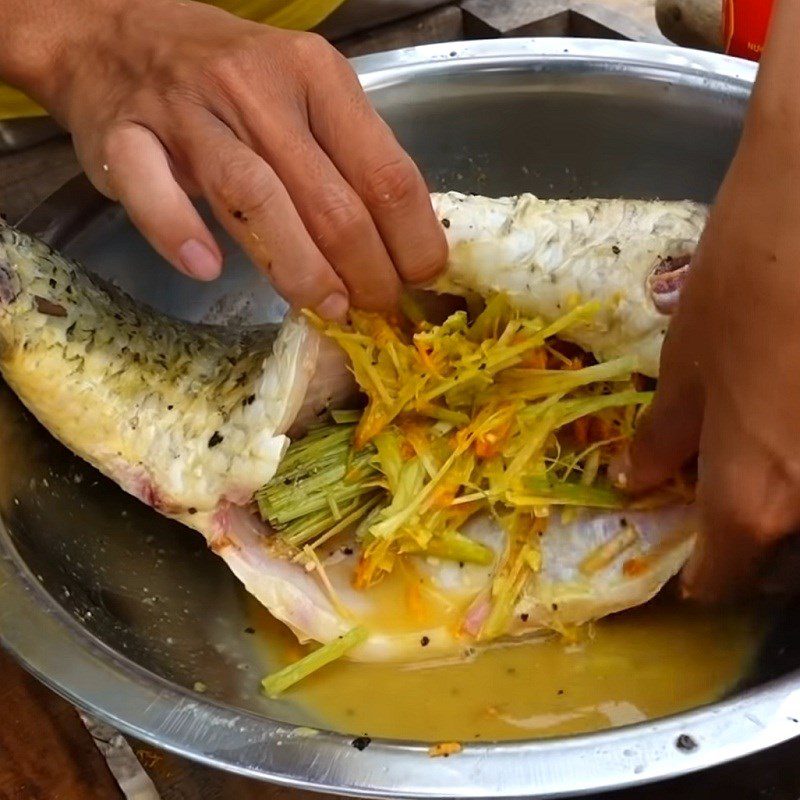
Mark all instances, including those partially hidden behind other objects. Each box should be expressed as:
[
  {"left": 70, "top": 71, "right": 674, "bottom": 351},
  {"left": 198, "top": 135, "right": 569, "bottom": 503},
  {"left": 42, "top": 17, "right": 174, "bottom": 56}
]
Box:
[{"left": 262, "top": 627, "right": 369, "bottom": 698}]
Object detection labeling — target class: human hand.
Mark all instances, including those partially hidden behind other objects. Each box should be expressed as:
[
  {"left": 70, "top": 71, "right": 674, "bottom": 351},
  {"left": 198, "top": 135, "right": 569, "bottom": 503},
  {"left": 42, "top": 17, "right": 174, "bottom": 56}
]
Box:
[
  {"left": 611, "top": 111, "right": 800, "bottom": 601},
  {"left": 1, "top": 0, "right": 446, "bottom": 317}
]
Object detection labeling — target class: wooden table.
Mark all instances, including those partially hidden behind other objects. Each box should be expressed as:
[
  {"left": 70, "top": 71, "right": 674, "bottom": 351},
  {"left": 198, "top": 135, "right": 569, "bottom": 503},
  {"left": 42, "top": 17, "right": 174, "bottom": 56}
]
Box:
[{"left": 5, "top": 2, "right": 797, "bottom": 798}]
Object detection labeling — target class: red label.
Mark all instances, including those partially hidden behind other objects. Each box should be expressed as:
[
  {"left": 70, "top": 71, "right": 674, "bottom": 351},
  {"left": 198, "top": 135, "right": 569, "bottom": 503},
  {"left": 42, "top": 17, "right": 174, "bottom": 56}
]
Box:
[{"left": 723, "top": 0, "right": 774, "bottom": 60}]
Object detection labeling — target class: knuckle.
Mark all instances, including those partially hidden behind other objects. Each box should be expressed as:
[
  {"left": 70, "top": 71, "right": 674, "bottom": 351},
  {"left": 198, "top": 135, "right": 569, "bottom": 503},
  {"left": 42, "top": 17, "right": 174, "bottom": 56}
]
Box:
[
  {"left": 707, "top": 490, "right": 789, "bottom": 545},
  {"left": 362, "top": 158, "right": 420, "bottom": 210},
  {"left": 351, "top": 281, "right": 400, "bottom": 313},
  {"left": 291, "top": 31, "right": 337, "bottom": 63},
  {"left": 203, "top": 48, "right": 245, "bottom": 88},
  {"left": 312, "top": 190, "right": 371, "bottom": 251},
  {"left": 286, "top": 266, "right": 333, "bottom": 302},
  {"left": 209, "top": 155, "right": 279, "bottom": 221},
  {"left": 101, "top": 123, "right": 137, "bottom": 166},
  {"left": 402, "top": 235, "right": 448, "bottom": 285}
]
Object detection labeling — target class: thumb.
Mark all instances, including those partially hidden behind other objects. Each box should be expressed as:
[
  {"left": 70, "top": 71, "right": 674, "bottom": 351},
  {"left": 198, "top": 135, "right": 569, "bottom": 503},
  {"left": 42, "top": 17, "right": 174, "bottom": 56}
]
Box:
[{"left": 609, "top": 366, "right": 703, "bottom": 494}]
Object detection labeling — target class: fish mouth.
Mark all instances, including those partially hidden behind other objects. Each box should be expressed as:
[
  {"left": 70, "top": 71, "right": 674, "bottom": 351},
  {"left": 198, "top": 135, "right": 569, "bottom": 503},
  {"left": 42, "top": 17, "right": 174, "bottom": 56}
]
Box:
[{"left": 648, "top": 254, "right": 692, "bottom": 315}]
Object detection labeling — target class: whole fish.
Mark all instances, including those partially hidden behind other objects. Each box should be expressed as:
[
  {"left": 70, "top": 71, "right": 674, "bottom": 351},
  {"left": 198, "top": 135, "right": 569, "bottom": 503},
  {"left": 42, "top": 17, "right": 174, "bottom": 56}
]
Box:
[{"left": 0, "top": 194, "right": 705, "bottom": 662}]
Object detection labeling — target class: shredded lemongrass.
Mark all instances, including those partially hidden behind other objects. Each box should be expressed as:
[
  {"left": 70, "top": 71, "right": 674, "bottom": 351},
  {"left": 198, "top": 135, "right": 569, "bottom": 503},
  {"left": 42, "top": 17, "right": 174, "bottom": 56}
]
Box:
[
  {"left": 261, "top": 627, "right": 369, "bottom": 698},
  {"left": 330, "top": 409, "right": 363, "bottom": 424},
  {"left": 579, "top": 524, "right": 639, "bottom": 575},
  {"left": 256, "top": 296, "right": 664, "bottom": 639},
  {"left": 301, "top": 545, "right": 352, "bottom": 619}
]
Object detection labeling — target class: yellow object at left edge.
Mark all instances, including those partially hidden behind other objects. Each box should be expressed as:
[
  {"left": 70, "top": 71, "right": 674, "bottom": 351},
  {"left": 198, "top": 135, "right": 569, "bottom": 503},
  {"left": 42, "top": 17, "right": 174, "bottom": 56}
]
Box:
[{"left": 0, "top": 0, "right": 345, "bottom": 121}]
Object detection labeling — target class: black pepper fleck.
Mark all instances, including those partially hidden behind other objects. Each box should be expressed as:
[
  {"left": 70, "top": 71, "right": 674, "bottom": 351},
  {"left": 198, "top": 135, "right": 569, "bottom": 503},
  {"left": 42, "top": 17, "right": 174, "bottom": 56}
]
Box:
[
  {"left": 49, "top": 278, "right": 57, "bottom": 289},
  {"left": 421, "top": 636, "right": 430, "bottom": 647},
  {"left": 351, "top": 736, "right": 371, "bottom": 751},
  {"left": 441, "top": 218, "right": 451, "bottom": 228},
  {"left": 520, "top": 613, "right": 529, "bottom": 622},
  {"left": 167, "top": 405, "right": 174, "bottom": 411},
  {"left": 557, "top": 689, "right": 565, "bottom": 696},
  {"left": 34, "top": 296, "right": 67, "bottom": 317},
  {"left": 208, "top": 431, "right": 224, "bottom": 448},
  {"left": 343, "top": 547, "right": 354, "bottom": 556},
  {"left": 244, "top": 626, "right": 255, "bottom": 634},
  {"left": 612, "top": 245, "right": 621, "bottom": 255},
  {"left": 188, "top": 507, "right": 197, "bottom": 515},
  {"left": 232, "top": 209, "right": 248, "bottom": 221},
  {"left": 675, "top": 734, "right": 698, "bottom": 753},
  {"left": 551, "top": 603, "right": 559, "bottom": 611}
]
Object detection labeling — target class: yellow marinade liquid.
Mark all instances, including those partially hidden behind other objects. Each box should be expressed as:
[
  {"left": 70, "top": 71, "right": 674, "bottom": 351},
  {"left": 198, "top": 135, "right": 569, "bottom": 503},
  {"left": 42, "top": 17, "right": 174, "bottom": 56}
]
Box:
[{"left": 249, "top": 593, "right": 764, "bottom": 742}]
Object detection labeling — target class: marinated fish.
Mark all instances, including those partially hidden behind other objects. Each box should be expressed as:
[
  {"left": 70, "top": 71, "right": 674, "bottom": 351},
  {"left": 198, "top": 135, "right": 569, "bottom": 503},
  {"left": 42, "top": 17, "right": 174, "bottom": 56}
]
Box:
[
  {"left": 0, "top": 194, "right": 705, "bottom": 663},
  {"left": 431, "top": 192, "right": 707, "bottom": 376}
]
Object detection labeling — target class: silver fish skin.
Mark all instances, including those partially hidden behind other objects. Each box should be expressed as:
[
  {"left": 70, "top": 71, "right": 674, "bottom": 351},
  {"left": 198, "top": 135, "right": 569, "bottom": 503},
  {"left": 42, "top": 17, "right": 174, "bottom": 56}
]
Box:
[
  {"left": 0, "top": 224, "right": 326, "bottom": 517},
  {"left": 430, "top": 192, "right": 708, "bottom": 377}
]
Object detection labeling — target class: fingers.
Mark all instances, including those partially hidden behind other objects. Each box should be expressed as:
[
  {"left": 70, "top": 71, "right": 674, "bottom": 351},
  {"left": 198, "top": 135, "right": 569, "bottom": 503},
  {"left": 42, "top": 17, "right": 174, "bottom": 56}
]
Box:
[
  {"left": 242, "top": 115, "right": 401, "bottom": 311},
  {"left": 180, "top": 113, "right": 349, "bottom": 318},
  {"left": 681, "top": 420, "right": 799, "bottom": 602},
  {"left": 609, "top": 361, "right": 703, "bottom": 495},
  {"left": 94, "top": 123, "right": 222, "bottom": 281},
  {"left": 305, "top": 45, "right": 447, "bottom": 286}
]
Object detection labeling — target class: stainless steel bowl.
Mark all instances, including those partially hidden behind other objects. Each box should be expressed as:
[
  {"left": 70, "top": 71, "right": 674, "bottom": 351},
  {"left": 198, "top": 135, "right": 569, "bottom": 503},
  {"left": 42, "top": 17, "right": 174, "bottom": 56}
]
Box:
[{"left": 2, "top": 39, "right": 796, "bottom": 798}]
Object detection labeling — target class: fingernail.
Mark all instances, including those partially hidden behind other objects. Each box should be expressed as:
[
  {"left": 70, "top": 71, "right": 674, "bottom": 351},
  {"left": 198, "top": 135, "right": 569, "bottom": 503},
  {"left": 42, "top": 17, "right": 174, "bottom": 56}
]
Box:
[
  {"left": 315, "top": 293, "right": 349, "bottom": 320},
  {"left": 608, "top": 446, "right": 633, "bottom": 489},
  {"left": 178, "top": 239, "right": 221, "bottom": 281}
]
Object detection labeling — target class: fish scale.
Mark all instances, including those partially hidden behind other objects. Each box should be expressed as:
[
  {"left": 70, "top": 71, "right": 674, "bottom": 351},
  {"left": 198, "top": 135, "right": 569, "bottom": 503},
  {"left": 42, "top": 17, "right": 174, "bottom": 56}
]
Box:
[{"left": 0, "top": 222, "right": 316, "bottom": 515}]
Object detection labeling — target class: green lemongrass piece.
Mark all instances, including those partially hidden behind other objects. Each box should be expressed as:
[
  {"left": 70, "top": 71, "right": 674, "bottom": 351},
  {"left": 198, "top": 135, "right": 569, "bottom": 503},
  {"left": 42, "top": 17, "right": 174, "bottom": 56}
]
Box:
[
  {"left": 580, "top": 448, "right": 602, "bottom": 487},
  {"left": 370, "top": 457, "right": 427, "bottom": 538},
  {"left": 270, "top": 423, "right": 355, "bottom": 478},
  {"left": 416, "top": 531, "right": 494, "bottom": 565},
  {"left": 256, "top": 420, "right": 381, "bottom": 549},
  {"left": 535, "top": 300, "right": 601, "bottom": 340},
  {"left": 419, "top": 365, "right": 485, "bottom": 404},
  {"left": 551, "top": 390, "right": 654, "bottom": 429},
  {"left": 370, "top": 447, "right": 462, "bottom": 540},
  {"left": 308, "top": 495, "right": 385, "bottom": 552},
  {"left": 502, "top": 356, "right": 637, "bottom": 401},
  {"left": 257, "top": 421, "right": 377, "bottom": 527},
  {"left": 561, "top": 436, "right": 622, "bottom": 481},
  {"left": 579, "top": 524, "right": 638, "bottom": 575},
  {"left": 417, "top": 404, "right": 471, "bottom": 426},
  {"left": 262, "top": 627, "right": 369, "bottom": 698},
  {"left": 284, "top": 493, "right": 382, "bottom": 549},
  {"left": 373, "top": 430, "right": 403, "bottom": 493},
  {"left": 511, "top": 477, "right": 626, "bottom": 509},
  {"left": 330, "top": 409, "right": 364, "bottom": 424},
  {"left": 480, "top": 547, "right": 533, "bottom": 640},
  {"left": 468, "top": 293, "right": 513, "bottom": 342},
  {"left": 258, "top": 459, "right": 375, "bottom": 527}
]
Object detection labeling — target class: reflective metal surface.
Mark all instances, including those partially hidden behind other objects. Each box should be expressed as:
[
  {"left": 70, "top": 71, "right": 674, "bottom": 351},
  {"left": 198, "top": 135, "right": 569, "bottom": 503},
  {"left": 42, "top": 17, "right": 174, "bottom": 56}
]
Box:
[{"left": 3, "top": 39, "right": 796, "bottom": 798}]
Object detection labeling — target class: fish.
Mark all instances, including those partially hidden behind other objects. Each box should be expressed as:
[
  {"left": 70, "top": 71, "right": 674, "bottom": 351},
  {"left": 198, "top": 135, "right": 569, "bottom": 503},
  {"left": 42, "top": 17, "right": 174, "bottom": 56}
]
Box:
[
  {"left": 430, "top": 193, "right": 707, "bottom": 377},
  {"left": 0, "top": 194, "right": 705, "bottom": 662}
]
